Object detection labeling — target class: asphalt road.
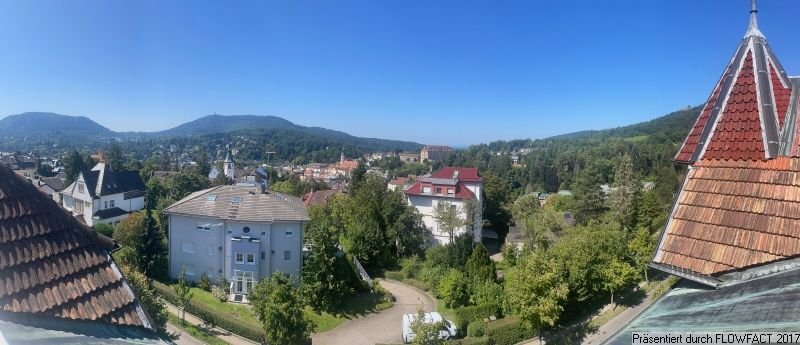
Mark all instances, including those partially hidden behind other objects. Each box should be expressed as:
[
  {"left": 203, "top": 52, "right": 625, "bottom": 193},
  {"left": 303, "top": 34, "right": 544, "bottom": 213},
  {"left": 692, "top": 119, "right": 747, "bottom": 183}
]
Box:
[{"left": 312, "top": 279, "right": 437, "bottom": 345}]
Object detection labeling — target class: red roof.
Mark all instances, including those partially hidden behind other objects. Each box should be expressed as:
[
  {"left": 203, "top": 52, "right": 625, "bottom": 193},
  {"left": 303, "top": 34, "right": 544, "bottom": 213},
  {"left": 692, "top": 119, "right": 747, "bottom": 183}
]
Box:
[
  {"left": 430, "top": 167, "right": 483, "bottom": 183},
  {"left": 404, "top": 181, "right": 476, "bottom": 200},
  {"left": 674, "top": 26, "right": 792, "bottom": 163}
]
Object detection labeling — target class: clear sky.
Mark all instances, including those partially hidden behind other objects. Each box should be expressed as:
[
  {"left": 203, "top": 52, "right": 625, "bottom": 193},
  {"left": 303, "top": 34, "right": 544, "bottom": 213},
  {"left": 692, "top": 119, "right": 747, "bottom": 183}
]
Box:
[{"left": 1, "top": 0, "right": 799, "bottom": 145}]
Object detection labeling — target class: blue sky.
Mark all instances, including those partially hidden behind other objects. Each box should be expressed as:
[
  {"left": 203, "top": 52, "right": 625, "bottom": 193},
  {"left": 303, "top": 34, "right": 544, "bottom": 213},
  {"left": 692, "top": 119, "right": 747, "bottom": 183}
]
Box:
[{"left": 1, "top": 1, "right": 799, "bottom": 145}]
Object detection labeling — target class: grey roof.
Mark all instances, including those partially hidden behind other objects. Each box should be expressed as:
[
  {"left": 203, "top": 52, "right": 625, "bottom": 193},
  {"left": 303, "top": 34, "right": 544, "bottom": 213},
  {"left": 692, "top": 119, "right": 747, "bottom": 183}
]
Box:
[
  {"left": 93, "top": 207, "right": 128, "bottom": 220},
  {"left": 40, "top": 176, "right": 67, "bottom": 191},
  {"left": 82, "top": 164, "right": 145, "bottom": 198},
  {"left": 0, "top": 311, "right": 171, "bottom": 345},
  {"left": 420, "top": 177, "right": 458, "bottom": 186},
  {"left": 164, "top": 185, "right": 309, "bottom": 222},
  {"left": 604, "top": 268, "right": 800, "bottom": 344}
]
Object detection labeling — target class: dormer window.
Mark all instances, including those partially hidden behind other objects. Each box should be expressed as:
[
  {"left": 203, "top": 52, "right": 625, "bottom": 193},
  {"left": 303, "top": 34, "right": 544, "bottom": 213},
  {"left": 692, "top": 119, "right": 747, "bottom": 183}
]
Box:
[
  {"left": 423, "top": 186, "right": 431, "bottom": 194},
  {"left": 78, "top": 182, "right": 84, "bottom": 193},
  {"left": 447, "top": 188, "right": 454, "bottom": 195},
  {"left": 231, "top": 196, "right": 241, "bottom": 205}
]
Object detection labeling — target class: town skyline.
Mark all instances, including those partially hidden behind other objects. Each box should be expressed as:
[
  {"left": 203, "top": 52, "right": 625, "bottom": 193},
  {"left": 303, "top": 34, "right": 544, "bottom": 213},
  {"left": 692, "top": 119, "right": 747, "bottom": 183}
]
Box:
[{"left": 3, "top": 1, "right": 800, "bottom": 145}]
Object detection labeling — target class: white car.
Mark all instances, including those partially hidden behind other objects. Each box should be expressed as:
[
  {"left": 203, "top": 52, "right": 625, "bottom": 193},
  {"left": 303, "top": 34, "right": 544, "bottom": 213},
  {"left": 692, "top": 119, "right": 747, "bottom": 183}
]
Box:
[{"left": 402, "top": 312, "right": 457, "bottom": 344}]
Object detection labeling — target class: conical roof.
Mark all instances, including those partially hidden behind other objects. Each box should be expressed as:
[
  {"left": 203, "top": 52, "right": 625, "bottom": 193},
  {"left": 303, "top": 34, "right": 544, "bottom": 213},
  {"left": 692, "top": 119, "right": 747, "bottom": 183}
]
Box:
[{"left": 675, "top": 0, "right": 793, "bottom": 163}]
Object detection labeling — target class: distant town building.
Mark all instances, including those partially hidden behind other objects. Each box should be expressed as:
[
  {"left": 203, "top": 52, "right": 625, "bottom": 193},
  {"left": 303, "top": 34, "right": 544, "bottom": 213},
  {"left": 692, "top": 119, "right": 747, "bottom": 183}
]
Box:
[
  {"left": 398, "top": 152, "right": 420, "bottom": 163},
  {"left": 420, "top": 145, "right": 454, "bottom": 162},
  {"left": 388, "top": 176, "right": 413, "bottom": 192},
  {"left": 405, "top": 167, "right": 483, "bottom": 245},
  {"left": 164, "top": 184, "right": 309, "bottom": 301},
  {"left": 60, "top": 163, "right": 146, "bottom": 226},
  {"left": 302, "top": 188, "right": 343, "bottom": 208}
]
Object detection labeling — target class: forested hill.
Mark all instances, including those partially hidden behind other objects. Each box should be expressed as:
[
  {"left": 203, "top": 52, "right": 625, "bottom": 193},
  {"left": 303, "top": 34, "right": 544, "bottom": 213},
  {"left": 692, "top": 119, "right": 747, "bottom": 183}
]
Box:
[
  {"left": 152, "top": 114, "right": 421, "bottom": 151},
  {"left": 444, "top": 105, "right": 702, "bottom": 196},
  {"left": 0, "top": 112, "right": 114, "bottom": 138}
]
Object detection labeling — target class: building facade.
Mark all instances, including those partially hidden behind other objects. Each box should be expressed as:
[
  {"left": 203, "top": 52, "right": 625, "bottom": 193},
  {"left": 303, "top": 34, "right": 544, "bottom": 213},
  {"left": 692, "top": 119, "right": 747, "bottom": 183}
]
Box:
[
  {"left": 164, "top": 185, "right": 309, "bottom": 299},
  {"left": 405, "top": 167, "right": 483, "bottom": 245},
  {"left": 420, "top": 145, "right": 454, "bottom": 162},
  {"left": 60, "top": 163, "right": 146, "bottom": 226}
]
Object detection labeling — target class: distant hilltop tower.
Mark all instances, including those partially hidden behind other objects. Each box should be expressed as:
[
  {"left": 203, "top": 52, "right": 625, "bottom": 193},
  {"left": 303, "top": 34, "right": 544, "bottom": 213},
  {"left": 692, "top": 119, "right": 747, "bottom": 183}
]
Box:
[{"left": 223, "top": 145, "right": 235, "bottom": 179}]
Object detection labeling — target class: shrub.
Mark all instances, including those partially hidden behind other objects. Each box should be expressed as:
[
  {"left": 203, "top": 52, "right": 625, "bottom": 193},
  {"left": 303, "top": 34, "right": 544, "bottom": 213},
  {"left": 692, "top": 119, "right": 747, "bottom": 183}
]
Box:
[
  {"left": 152, "top": 280, "right": 265, "bottom": 342},
  {"left": 419, "top": 265, "right": 448, "bottom": 292},
  {"left": 198, "top": 272, "right": 212, "bottom": 292},
  {"left": 469, "top": 281, "right": 503, "bottom": 307},
  {"left": 485, "top": 317, "right": 533, "bottom": 345},
  {"left": 211, "top": 285, "right": 227, "bottom": 302},
  {"left": 373, "top": 281, "right": 394, "bottom": 306},
  {"left": 438, "top": 269, "right": 469, "bottom": 308},
  {"left": 467, "top": 321, "right": 486, "bottom": 337},
  {"left": 92, "top": 223, "right": 114, "bottom": 238},
  {"left": 453, "top": 303, "right": 501, "bottom": 333},
  {"left": 401, "top": 256, "right": 422, "bottom": 279}
]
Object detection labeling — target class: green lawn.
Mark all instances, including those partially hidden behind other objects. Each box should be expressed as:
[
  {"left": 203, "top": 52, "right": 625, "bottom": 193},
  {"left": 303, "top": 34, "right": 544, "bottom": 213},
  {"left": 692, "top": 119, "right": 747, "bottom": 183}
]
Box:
[
  {"left": 175, "top": 285, "right": 389, "bottom": 333},
  {"left": 167, "top": 313, "right": 230, "bottom": 345}
]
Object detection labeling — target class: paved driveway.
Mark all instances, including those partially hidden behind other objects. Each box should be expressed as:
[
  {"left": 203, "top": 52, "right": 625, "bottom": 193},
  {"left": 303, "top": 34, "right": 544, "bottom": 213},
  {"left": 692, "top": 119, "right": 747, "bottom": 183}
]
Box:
[{"left": 312, "top": 279, "right": 437, "bottom": 345}]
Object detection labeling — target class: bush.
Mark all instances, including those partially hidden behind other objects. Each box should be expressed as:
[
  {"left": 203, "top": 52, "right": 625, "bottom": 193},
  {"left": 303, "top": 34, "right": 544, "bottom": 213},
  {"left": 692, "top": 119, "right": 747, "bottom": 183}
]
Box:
[
  {"left": 467, "top": 321, "right": 486, "bottom": 337},
  {"left": 373, "top": 282, "right": 394, "bottom": 306},
  {"left": 211, "top": 285, "right": 227, "bottom": 302},
  {"left": 92, "top": 223, "right": 114, "bottom": 238},
  {"left": 454, "top": 303, "right": 501, "bottom": 333},
  {"left": 448, "top": 338, "right": 492, "bottom": 345},
  {"left": 469, "top": 281, "right": 503, "bottom": 307},
  {"left": 486, "top": 317, "right": 533, "bottom": 345},
  {"left": 152, "top": 280, "right": 265, "bottom": 342},
  {"left": 401, "top": 256, "right": 422, "bottom": 279},
  {"left": 198, "top": 272, "right": 212, "bottom": 292},
  {"left": 438, "top": 269, "right": 469, "bottom": 308},
  {"left": 419, "top": 265, "right": 448, "bottom": 292}
]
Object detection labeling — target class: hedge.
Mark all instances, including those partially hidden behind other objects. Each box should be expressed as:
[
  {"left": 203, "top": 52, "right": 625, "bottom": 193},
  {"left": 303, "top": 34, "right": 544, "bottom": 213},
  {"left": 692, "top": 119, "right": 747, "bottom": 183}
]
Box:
[
  {"left": 466, "top": 320, "right": 486, "bottom": 337},
  {"left": 453, "top": 303, "right": 501, "bottom": 333},
  {"left": 448, "top": 337, "right": 491, "bottom": 345},
  {"left": 152, "top": 280, "right": 266, "bottom": 343},
  {"left": 485, "top": 317, "right": 534, "bottom": 345}
]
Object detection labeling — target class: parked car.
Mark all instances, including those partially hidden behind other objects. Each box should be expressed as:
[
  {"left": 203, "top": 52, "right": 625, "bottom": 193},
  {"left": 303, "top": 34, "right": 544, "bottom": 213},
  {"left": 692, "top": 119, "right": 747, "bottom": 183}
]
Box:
[{"left": 402, "top": 312, "right": 457, "bottom": 343}]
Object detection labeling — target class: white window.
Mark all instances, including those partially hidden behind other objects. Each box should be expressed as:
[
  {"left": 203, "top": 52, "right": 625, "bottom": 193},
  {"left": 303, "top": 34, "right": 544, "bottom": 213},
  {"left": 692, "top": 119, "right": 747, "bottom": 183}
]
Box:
[
  {"left": 447, "top": 188, "right": 454, "bottom": 195},
  {"left": 207, "top": 245, "right": 215, "bottom": 256},
  {"left": 422, "top": 186, "right": 431, "bottom": 193},
  {"left": 75, "top": 200, "right": 84, "bottom": 214},
  {"left": 284, "top": 250, "right": 291, "bottom": 261},
  {"left": 78, "top": 182, "right": 84, "bottom": 193},
  {"left": 110, "top": 200, "right": 115, "bottom": 208},
  {"left": 246, "top": 253, "right": 255, "bottom": 265},
  {"left": 285, "top": 231, "right": 293, "bottom": 237},
  {"left": 235, "top": 253, "right": 244, "bottom": 264},
  {"left": 181, "top": 242, "right": 195, "bottom": 254}
]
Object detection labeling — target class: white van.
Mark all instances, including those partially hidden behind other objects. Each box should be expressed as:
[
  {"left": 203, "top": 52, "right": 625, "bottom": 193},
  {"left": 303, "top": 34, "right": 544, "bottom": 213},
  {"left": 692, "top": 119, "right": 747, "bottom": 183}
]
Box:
[{"left": 401, "top": 312, "right": 457, "bottom": 343}]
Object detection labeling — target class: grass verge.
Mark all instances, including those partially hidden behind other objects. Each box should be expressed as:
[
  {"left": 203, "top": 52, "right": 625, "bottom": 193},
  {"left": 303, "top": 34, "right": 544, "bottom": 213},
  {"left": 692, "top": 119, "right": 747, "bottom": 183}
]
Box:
[{"left": 168, "top": 313, "right": 230, "bottom": 345}]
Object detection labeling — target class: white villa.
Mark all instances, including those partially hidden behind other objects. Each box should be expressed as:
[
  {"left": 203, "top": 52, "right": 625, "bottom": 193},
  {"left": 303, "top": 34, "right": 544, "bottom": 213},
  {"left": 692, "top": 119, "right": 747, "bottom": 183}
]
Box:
[
  {"left": 60, "top": 163, "right": 146, "bottom": 226},
  {"left": 164, "top": 183, "right": 309, "bottom": 300},
  {"left": 404, "top": 167, "right": 483, "bottom": 245}
]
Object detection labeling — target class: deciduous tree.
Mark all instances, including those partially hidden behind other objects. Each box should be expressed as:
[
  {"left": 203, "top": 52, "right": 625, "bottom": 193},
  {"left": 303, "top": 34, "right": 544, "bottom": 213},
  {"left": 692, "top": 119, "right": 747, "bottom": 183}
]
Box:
[
  {"left": 174, "top": 268, "right": 193, "bottom": 325},
  {"left": 504, "top": 252, "right": 569, "bottom": 342},
  {"left": 250, "top": 273, "right": 314, "bottom": 345}
]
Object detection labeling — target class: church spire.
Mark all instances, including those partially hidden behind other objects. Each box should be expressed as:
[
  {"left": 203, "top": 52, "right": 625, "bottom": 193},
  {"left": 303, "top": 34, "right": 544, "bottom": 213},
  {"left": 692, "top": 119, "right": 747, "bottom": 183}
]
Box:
[{"left": 745, "top": 0, "right": 764, "bottom": 38}]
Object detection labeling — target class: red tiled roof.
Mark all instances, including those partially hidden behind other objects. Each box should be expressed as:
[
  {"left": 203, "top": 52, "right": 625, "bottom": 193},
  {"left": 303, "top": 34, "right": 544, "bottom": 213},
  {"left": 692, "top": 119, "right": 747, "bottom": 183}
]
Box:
[
  {"left": 769, "top": 60, "right": 791, "bottom": 128},
  {"left": 0, "top": 164, "right": 152, "bottom": 329},
  {"left": 302, "top": 189, "right": 341, "bottom": 207},
  {"left": 404, "top": 180, "right": 476, "bottom": 200},
  {"left": 430, "top": 167, "right": 483, "bottom": 182},
  {"left": 654, "top": 157, "right": 800, "bottom": 276},
  {"left": 675, "top": 64, "right": 729, "bottom": 163},
  {"left": 703, "top": 52, "right": 767, "bottom": 162}
]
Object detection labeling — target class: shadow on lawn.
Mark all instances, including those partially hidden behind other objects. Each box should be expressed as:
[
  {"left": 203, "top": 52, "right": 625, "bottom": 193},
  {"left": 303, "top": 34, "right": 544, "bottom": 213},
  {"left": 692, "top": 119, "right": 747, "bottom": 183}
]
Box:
[{"left": 336, "top": 292, "right": 383, "bottom": 319}]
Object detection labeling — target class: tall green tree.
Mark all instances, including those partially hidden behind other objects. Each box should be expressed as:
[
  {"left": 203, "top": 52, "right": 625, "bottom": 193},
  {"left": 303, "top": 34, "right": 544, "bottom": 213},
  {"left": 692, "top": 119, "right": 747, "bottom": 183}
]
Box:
[
  {"left": 174, "top": 268, "right": 194, "bottom": 325},
  {"left": 505, "top": 252, "right": 569, "bottom": 342},
  {"left": 609, "top": 155, "right": 642, "bottom": 231},
  {"left": 106, "top": 141, "right": 126, "bottom": 171},
  {"left": 600, "top": 257, "right": 637, "bottom": 306},
  {"left": 629, "top": 227, "right": 655, "bottom": 283},
  {"left": 392, "top": 206, "right": 429, "bottom": 258},
  {"left": 64, "top": 150, "right": 87, "bottom": 185},
  {"left": 301, "top": 210, "right": 353, "bottom": 313},
  {"left": 572, "top": 164, "right": 604, "bottom": 225},
  {"left": 250, "top": 273, "right": 314, "bottom": 345},
  {"left": 466, "top": 243, "right": 496, "bottom": 283},
  {"left": 437, "top": 269, "right": 469, "bottom": 309}
]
